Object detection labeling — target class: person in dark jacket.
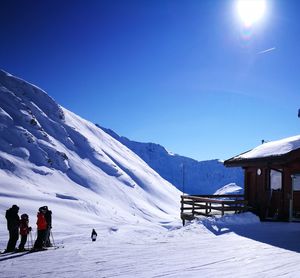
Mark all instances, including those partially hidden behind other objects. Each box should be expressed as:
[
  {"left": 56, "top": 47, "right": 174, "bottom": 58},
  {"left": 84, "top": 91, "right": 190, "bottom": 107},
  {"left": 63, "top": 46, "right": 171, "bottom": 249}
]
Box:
[
  {"left": 33, "top": 207, "right": 47, "bottom": 250},
  {"left": 18, "top": 213, "right": 32, "bottom": 251},
  {"left": 5, "top": 205, "right": 20, "bottom": 252},
  {"left": 43, "top": 206, "right": 52, "bottom": 247},
  {"left": 91, "top": 229, "right": 97, "bottom": 242}
]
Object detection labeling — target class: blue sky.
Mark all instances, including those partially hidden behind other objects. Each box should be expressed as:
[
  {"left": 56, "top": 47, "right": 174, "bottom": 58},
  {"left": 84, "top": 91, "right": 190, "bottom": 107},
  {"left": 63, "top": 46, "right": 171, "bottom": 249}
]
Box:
[{"left": 1, "top": 0, "right": 300, "bottom": 161}]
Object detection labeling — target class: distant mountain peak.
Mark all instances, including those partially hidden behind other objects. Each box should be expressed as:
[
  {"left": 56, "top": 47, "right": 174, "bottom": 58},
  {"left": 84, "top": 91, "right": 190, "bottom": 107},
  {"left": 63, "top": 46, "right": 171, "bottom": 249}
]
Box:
[{"left": 100, "top": 127, "right": 244, "bottom": 194}]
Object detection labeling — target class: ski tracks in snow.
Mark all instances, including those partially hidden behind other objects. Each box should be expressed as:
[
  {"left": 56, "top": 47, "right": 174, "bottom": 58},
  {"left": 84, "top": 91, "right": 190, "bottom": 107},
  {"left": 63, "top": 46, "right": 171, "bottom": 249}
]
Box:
[{"left": 2, "top": 221, "right": 300, "bottom": 277}]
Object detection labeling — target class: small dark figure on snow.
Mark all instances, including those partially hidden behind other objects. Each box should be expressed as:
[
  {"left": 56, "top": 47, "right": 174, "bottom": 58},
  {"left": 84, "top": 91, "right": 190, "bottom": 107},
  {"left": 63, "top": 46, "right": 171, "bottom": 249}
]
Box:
[
  {"left": 5, "top": 205, "right": 20, "bottom": 252},
  {"left": 43, "top": 206, "right": 52, "bottom": 247},
  {"left": 33, "top": 207, "right": 47, "bottom": 250},
  {"left": 91, "top": 229, "right": 97, "bottom": 242},
  {"left": 18, "top": 214, "right": 32, "bottom": 251}
]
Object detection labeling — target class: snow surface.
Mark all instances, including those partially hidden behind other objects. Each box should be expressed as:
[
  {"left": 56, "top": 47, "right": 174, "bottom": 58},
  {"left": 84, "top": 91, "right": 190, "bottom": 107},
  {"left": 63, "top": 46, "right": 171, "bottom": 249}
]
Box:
[
  {"left": 214, "top": 183, "right": 243, "bottom": 195},
  {"left": 2, "top": 70, "right": 300, "bottom": 277},
  {"left": 2, "top": 213, "right": 300, "bottom": 277},
  {"left": 101, "top": 127, "right": 244, "bottom": 194},
  {"left": 235, "top": 135, "right": 300, "bottom": 159}
]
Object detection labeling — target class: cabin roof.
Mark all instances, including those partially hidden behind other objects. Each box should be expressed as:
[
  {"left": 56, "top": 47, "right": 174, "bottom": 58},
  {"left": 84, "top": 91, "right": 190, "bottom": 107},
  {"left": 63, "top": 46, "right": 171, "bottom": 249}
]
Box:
[{"left": 224, "top": 135, "right": 300, "bottom": 167}]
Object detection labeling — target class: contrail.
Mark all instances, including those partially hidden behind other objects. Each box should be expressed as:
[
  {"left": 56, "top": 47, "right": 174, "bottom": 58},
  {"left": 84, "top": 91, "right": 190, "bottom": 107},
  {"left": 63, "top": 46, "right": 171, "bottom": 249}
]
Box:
[{"left": 258, "top": 47, "right": 276, "bottom": 54}]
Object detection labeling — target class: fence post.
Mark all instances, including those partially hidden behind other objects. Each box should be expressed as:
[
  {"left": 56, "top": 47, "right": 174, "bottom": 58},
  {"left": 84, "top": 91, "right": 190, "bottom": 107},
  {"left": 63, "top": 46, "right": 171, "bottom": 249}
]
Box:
[
  {"left": 181, "top": 196, "right": 185, "bottom": 226},
  {"left": 191, "top": 199, "right": 195, "bottom": 220}
]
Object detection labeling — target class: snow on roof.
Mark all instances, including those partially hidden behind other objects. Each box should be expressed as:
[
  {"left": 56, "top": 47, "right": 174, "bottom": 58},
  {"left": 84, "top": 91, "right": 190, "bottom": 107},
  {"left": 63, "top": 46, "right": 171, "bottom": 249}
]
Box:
[{"left": 236, "top": 135, "right": 300, "bottom": 160}]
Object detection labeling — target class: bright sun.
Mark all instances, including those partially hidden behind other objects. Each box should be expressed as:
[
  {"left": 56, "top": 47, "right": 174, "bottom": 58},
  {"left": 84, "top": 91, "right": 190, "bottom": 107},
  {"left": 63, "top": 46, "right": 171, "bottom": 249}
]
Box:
[{"left": 237, "top": 0, "right": 266, "bottom": 27}]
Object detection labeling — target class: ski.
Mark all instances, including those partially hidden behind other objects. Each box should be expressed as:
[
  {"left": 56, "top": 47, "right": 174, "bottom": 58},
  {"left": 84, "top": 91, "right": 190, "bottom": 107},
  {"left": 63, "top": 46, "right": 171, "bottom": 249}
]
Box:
[
  {"left": 0, "top": 249, "right": 28, "bottom": 255},
  {"left": 26, "top": 245, "right": 62, "bottom": 252},
  {"left": 29, "top": 248, "right": 47, "bottom": 253},
  {"left": 0, "top": 251, "right": 15, "bottom": 256},
  {"left": 0, "top": 245, "right": 63, "bottom": 260},
  {"left": 29, "top": 245, "right": 63, "bottom": 252},
  {"left": 0, "top": 250, "right": 31, "bottom": 262}
]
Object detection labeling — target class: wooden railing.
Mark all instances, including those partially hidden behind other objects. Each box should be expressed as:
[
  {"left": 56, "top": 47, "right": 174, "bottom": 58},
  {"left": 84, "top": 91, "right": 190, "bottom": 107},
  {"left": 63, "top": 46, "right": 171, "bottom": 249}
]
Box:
[{"left": 180, "top": 194, "right": 247, "bottom": 225}]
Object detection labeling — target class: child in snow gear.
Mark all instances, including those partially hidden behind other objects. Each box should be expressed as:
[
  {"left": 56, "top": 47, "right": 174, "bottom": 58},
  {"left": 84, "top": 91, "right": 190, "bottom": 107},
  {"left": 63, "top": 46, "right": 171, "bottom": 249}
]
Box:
[
  {"left": 33, "top": 207, "right": 47, "bottom": 249},
  {"left": 43, "top": 206, "right": 52, "bottom": 247},
  {"left": 5, "top": 205, "right": 20, "bottom": 252},
  {"left": 91, "top": 229, "right": 97, "bottom": 241},
  {"left": 18, "top": 214, "right": 32, "bottom": 251}
]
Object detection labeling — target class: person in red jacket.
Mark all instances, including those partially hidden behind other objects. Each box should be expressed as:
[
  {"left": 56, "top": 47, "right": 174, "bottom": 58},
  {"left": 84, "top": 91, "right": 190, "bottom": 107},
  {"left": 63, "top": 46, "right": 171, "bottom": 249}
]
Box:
[
  {"left": 33, "top": 207, "right": 47, "bottom": 250},
  {"left": 18, "top": 214, "right": 32, "bottom": 251}
]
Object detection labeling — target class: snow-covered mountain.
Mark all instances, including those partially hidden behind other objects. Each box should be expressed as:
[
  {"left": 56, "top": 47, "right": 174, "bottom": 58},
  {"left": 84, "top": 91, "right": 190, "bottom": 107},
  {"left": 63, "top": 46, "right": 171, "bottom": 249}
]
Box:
[
  {"left": 3, "top": 70, "right": 299, "bottom": 278},
  {"left": 0, "top": 70, "right": 181, "bottom": 228},
  {"left": 100, "top": 127, "right": 244, "bottom": 195},
  {"left": 213, "top": 183, "right": 243, "bottom": 195}
]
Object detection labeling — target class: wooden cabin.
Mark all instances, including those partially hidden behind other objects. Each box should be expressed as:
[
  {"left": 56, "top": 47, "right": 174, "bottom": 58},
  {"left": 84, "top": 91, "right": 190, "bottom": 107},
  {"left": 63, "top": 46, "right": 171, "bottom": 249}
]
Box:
[{"left": 224, "top": 135, "right": 300, "bottom": 221}]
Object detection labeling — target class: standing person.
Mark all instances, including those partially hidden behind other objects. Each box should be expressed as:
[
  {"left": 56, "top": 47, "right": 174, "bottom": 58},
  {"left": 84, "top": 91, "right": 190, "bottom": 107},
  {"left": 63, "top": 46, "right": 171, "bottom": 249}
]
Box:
[
  {"left": 5, "top": 205, "right": 20, "bottom": 252},
  {"left": 33, "top": 207, "right": 47, "bottom": 250},
  {"left": 43, "top": 206, "right": 52, "bottom": 247},
  {"left": 91, "top": 229, "right": 97, "bottom": 242},
  {"left": 18, "top": 214, "right": 32, "bottom": 251}
]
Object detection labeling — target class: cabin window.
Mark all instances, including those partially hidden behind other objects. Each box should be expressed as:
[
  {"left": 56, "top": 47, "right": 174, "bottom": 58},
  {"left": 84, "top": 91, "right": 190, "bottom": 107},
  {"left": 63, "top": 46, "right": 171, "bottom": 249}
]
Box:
[
  {"left": 292, "top": 175, "right": 300, "bottom": 191},
  {"left": 270, "top": 169, "right": 282, "bottom": 191}
]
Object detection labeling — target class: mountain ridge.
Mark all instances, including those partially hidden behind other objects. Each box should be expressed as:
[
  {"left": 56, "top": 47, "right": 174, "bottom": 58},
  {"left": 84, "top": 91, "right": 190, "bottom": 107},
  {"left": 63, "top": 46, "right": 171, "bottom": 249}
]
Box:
[{"left": 100, "top": 126, "right": 244, "bottom": 194}]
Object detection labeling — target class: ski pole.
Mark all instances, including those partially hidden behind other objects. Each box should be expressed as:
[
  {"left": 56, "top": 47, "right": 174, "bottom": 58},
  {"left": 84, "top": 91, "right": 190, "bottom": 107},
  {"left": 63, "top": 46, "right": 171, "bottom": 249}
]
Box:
[
  {"left": 50, "top": 230, "right": 55, "bottom": 247},
  {"left": 29, "top": 231, "right": 33, "bottom": 248}
]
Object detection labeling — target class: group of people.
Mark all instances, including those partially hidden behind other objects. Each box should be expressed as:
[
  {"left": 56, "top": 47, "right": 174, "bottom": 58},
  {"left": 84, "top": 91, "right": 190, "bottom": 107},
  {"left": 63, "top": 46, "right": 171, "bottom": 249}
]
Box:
[{"left": 5, "top": 204, "right": 52, "bottom": 252}]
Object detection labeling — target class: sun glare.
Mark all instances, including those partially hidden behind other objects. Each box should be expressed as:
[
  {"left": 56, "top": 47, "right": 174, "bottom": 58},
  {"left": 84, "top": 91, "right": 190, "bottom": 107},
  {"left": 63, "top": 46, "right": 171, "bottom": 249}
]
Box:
[{"left": 237, "top": 0, "right": 266, "bottom": 27}]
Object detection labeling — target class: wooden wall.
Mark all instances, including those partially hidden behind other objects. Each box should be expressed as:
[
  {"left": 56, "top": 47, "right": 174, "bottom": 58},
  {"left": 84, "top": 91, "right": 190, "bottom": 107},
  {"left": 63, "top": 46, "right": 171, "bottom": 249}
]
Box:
[{"left": 244, "top": 160, "right": 300, "bottom": 220}]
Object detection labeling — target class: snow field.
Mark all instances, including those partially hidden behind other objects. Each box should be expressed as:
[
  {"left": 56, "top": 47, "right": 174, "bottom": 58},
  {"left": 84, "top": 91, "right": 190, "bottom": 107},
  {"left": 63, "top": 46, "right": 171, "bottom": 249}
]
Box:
[{"left": 2, "top": 213, "right": 300, "bottom": 278}]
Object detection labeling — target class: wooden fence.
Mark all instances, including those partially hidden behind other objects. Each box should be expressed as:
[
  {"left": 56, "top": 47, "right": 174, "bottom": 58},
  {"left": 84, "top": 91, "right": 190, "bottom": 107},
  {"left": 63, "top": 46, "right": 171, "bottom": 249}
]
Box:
[{"left": 180, "top": 194, "right": 247, "bottom": 225}]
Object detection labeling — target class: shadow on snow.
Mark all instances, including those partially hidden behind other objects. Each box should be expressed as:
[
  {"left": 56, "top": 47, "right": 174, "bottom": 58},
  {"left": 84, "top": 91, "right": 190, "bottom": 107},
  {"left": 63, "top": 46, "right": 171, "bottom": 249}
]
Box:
[{"left": 202, "top": 220, "right": 300, "bottom": 253}]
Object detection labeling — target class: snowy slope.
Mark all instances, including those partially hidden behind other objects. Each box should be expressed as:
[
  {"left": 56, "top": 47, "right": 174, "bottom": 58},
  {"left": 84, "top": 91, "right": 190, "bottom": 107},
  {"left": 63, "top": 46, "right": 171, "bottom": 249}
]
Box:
[
  {"left": 0, "top": 69, "right": 181, "bottom": 229},
  {"left": 101, "top": 127, "right": 244, "bottom": 194},
  {"left": 2, "top": 212, "right": 300, "bottom": 278},
  {"left": 214, "top": 183, "right": 243, "bottom": 195}
]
